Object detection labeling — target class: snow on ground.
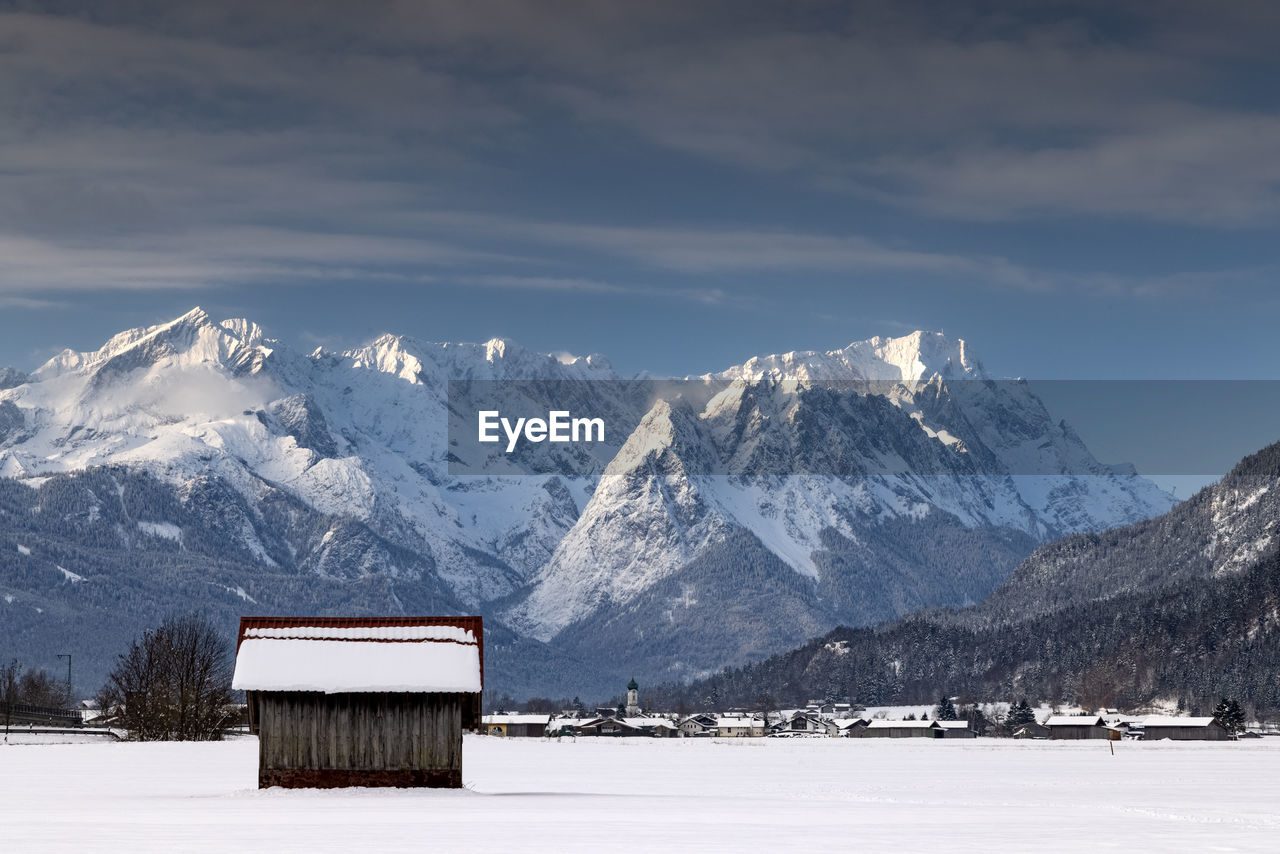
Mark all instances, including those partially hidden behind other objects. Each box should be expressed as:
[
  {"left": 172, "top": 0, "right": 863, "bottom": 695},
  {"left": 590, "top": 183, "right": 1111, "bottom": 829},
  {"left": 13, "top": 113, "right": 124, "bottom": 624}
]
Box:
[
  {"left": 56, "top": 565, "right": 84, "bottom": 583},
  {"left": 3, "top": 736, "right": 1280, "bottom": 853},
  {"left": 2, "top": 731, "right": 119, "bottom": 745},
  {"left": 137, "top": 521, "right": 183, "bottom": 542}
]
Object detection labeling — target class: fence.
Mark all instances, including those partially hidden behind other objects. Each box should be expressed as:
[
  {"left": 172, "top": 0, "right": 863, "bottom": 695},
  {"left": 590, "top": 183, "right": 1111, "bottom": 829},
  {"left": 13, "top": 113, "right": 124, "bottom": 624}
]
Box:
[{"left": 1, "top": 702, "right": 84, "bottom": 728}]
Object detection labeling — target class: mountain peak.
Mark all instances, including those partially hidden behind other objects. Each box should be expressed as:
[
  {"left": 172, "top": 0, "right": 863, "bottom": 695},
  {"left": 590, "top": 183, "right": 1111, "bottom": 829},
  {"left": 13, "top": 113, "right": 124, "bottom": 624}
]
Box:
[
  {"left": 717, "top": 330, "right": 983, "bottom": 385},
  {"left": 483, "top": 337, "right": 514, "bottom": 361},
  {"left": 217, "top": 317, "right": 267, "bottom": 347},
  {"left": 855, "top": 330, "right": 979, "bottom": 382},
  {"left": 31, "top": 306, "right": 270, "bottom": 381},
  {"left": 174, "top": 306, "right": 211, "bottom": 326}
]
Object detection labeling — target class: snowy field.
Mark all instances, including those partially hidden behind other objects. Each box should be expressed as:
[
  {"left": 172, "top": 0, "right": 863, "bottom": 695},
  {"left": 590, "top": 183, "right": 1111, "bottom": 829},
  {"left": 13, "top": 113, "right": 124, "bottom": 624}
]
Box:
[{"left": 3, "top": 735, "right": 1279, "bottom": 853}]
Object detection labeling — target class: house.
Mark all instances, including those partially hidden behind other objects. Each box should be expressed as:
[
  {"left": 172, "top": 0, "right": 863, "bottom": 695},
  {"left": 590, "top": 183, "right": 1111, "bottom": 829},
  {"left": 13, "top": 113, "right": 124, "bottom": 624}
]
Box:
[
  {"left": 1045, "top": 715, "right": 1116, "bottom": 740},
  {"left": 937, "top": 720, "right": 977, "bottom": 738},
  {"left": 482, "top": 713, "right": 551, "bottom": 738},
  {"left": 576, "top": 716, "right": 646, "bottom": 737},
  {"left": 1011, "top": 722, "right": 1050, "bottom": 739},
  {"left": 827, "top": 718, "right": 870, "bottom": 738},
  {"left": 679, "top": 714, "right": 717, "bottom": 737},
  {"left": 860, "top": 720, "right": 943, "bottom": 738},
  {"left": 231, "top": 616, "right": 483, "bottom": 788},
  {"left": 624, "top": 716, "right": 679, "bottom": 737},
  {"left": 1140, "top": 716, "right": 1232, "bottom": 741},
  {"left": 716, "top": 716, "right": 766, "bottom": 738},
  {"left": 546, "top": 714, "right": 580, "bottom": 736},
  {"left": 780, "top": 710, "right": 827, "bottom": 735}
]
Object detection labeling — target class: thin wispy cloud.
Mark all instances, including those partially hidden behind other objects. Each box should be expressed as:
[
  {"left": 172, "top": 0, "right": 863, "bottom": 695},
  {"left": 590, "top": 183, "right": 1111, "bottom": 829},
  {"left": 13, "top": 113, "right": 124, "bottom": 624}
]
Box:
[{"left": 0, "top": 0, "right": 1277, "bottom": 314}]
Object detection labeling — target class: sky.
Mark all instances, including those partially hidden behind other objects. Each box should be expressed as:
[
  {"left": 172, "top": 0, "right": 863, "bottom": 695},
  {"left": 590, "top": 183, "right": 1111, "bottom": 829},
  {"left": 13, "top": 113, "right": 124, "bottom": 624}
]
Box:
[{"left": 2, "top": 0, "right": 1280, "bottom": 390}]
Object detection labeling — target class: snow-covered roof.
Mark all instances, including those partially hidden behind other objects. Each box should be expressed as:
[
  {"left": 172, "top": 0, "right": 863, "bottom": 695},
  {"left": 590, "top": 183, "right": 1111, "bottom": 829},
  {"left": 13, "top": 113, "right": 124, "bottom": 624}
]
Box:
[
  {"left": 1141, "top": 716, "right": 1218, "bottom": 727},
  {"left": 244, "top": 624, "right": 475, "bottom": 642},
  {"left": 232, "top": 616, "right": 482, "bottom": 694},
  {"left": 835, "top": 718, "right": 868, "bottom": 729},
  {"left": 1045, "top": 716, "right": 1105, "bottom": 726},
  {"left": 716, "top": 717, "right": 763, "bottom": 728},
  {"left": 483, "top": 714, "right": 551, "bottom": 725},
  {"left": 866, "top": 719, "right": 940, "bottom": 729},
  {"left": 579, "top": 717, "right": 640, "bottom": 729},
  {"left": 625, "top": 717, "right": 677, "bottom": 728},
  {"left": 937, "top": 721, "right": 972, "bottom": 729}
]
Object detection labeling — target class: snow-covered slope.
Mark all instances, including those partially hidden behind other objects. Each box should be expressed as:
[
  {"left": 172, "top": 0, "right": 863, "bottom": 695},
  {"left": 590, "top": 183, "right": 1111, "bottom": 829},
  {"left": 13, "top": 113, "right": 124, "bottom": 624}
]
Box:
[
  {"left": 0, "top": 311, "right": 1173, "bottom": 694},
  {"left": 1, "top": 308, "right": 614, "bottom": 605},
  {"left": 503, "top": 334, "right": 1173, "bottom": 653}
]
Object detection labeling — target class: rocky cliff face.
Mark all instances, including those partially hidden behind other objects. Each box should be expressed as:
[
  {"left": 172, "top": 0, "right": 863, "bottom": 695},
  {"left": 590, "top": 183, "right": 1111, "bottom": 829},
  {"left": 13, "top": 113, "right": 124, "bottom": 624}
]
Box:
[{"left": 0, "top": 310, "right": 1171, "bottom": 695}]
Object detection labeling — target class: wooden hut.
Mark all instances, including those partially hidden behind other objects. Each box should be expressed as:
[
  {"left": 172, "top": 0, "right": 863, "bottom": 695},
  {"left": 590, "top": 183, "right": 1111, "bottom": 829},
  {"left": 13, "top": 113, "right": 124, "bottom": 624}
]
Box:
[
  {"left": 1140, "top": 716, "right": 1232, "bottom": 741},
  {"left": 1045, "top": 715, "right": 1116, "bottom": 740},
  {"left": 937, "top": 720, "right": 977, "bottom": 738},
  {"left": 231, "top": 616, "right": 483, "bottom": 789},
  {"left": 860, "top": 720, "right": 944, "bottom": 738},
  {"left": 828, "top": 718, "right": 870, "bottom": 738}
]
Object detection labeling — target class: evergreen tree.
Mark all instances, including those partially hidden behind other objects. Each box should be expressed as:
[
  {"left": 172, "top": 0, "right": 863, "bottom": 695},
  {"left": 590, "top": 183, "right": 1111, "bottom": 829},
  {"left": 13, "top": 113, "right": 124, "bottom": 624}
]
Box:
[
  {"left": 935, "top": 695, "right": 958, "bottom": 721},
  {"left": 1213, "top": 698, "right": 1246, "bottom": 736},
  {"left": 1006, "top": 699, "right": 1037, "bottom": 728},
  {"left": 1227, "top": 699, "right": 1246, "bottom": 734}
]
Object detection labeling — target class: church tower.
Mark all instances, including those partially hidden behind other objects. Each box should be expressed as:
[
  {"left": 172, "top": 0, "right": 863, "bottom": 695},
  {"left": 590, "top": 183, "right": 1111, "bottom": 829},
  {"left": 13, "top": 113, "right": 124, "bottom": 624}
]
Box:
[{"left": 625, "top": 677, "right": 640, "bottom": 717}]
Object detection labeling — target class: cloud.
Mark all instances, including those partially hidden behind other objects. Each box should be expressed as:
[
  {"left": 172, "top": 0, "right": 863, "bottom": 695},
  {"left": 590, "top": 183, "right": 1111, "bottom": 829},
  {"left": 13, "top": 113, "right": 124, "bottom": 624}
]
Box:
[
  {"left": 463, "top": 273, "right": 733, "bottom": 306},
  {"left": 0, "top": 0, "right": 1277, "bottom": 309},
  {"left": 862, "top": 115, "right": 1280, "bottom": 224},
  {"left": 414, "top": 212, "right": 1055, "bottom": 290},
  {"left": 0, "top": 295, "right": 66, "bottom": 310},
  {"left": 495, "top": 2, "right": 1280, "bottom": 226}
]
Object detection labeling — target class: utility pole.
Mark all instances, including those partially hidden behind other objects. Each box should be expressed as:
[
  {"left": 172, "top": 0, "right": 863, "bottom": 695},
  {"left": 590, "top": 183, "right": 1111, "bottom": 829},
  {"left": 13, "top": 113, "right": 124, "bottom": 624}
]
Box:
[{"left": 57, "top": 653, "right": 72, "bottom": 709}]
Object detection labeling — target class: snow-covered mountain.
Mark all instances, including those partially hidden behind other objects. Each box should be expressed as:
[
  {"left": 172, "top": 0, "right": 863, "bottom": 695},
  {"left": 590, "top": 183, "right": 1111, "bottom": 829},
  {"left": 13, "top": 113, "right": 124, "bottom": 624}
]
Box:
[
  {"left": 0, "top": 310, "right": 1172, "bottom": 695},
  {"left": 1, "top": 309, "right": 613, "bottom": 602},
  {"left": 661, "top": 441, "right": 1280, "bottom": 713},
  {"left": 503, "top": 334, "right": 1172, "bottom": 653}
]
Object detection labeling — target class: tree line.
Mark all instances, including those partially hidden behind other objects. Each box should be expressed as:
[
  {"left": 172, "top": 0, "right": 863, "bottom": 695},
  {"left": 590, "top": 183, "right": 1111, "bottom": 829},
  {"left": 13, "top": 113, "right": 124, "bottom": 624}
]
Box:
[
  {"left": 5, "top": 612, "right": 237, "bottom": 740},
  {"left": 0, "top": 660, "right": 69, "bottom": 708},
  {"left": 643, "top": 546, "right": 1280, "bottom": 721}
]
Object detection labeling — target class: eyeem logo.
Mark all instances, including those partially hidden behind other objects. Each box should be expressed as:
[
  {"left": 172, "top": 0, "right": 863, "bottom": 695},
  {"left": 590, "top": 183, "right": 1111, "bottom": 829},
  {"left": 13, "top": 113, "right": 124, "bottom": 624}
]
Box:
[{"left": 478, "top": 410, "right": 605, "bottom": 453}]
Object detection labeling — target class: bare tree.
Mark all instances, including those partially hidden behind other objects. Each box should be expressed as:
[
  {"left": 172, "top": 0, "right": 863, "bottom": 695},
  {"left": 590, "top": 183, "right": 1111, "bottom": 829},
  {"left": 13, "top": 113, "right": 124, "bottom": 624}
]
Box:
[
  {"left": 1, "top": 659, "right": 65, "bottom": 708},
  {"left": 98, "top": 613, "right": 235, "bottom": 740},
  {"left": 19, "top": 668, "right": 66, "bottom": 707},
  {"left": 1, "top": 659, "right": 18, "bottom": 733}
]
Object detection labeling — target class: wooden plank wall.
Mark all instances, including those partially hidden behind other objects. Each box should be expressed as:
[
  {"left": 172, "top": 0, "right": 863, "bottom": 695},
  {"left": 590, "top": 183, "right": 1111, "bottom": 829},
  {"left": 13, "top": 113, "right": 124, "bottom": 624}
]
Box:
[{"left": 258, "top": 692, "right": 464, "bottom": 773}]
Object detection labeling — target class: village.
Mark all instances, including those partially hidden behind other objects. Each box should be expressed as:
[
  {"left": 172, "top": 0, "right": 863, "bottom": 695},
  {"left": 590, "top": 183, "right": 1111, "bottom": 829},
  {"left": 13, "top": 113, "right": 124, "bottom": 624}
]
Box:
[
  {"left": 481, "top": 679, "right": 1264, "bottom": 742},
  {"left": 8, "top": 616, "right": 1280, "bottom": 853}
]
